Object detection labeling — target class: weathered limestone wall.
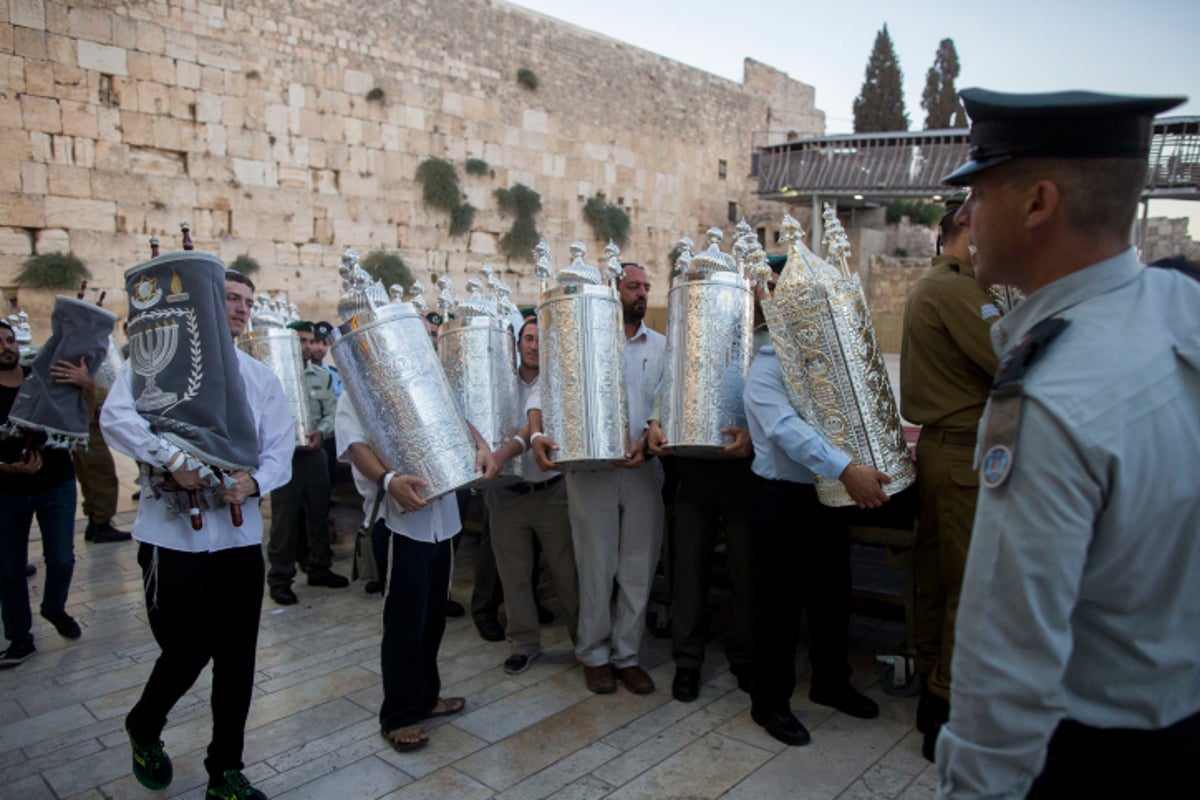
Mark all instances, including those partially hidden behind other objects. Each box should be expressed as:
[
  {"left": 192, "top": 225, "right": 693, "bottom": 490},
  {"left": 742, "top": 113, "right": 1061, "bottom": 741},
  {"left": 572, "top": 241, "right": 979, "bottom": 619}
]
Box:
[{"left": 0, "top": 0, "right": 824, "bottom": 326}]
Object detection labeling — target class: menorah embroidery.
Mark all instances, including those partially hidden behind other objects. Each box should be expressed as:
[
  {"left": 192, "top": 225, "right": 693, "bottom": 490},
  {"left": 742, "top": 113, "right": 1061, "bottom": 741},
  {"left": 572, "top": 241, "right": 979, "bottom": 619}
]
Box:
[{"left": 132, "top": 319, "right": 181, "bottom": 411}]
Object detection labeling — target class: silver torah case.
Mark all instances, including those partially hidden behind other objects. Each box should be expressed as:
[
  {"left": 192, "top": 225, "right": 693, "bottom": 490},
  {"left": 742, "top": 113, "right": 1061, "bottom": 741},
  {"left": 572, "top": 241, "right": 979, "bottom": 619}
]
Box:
[
  {"left": 438, "top": 313, "right": 523, "bottom": 487},
  {"left": 333, "top": 249, "right": 479, "bottom": 501},
  {"left": 534, "top": 242, "right": 629, "bottom": 469},
  {"left": 660, "top": 231, "right": 755, "bottom": 457},
  {"left": 237, "top": 313, "right": 312, "bottom": 449},
  {"left": 764, "top": 210, "right": 915, "bottom": 507}
]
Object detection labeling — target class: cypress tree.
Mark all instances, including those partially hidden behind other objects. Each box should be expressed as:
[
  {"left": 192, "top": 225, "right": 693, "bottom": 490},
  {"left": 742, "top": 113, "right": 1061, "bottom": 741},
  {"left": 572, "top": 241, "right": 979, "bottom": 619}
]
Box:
[
  {"left": 852, "top": 24, "right": 910, "bottom": 133},
  {"left": 921, "top": 38, "right": 967, "bottom": 129}
]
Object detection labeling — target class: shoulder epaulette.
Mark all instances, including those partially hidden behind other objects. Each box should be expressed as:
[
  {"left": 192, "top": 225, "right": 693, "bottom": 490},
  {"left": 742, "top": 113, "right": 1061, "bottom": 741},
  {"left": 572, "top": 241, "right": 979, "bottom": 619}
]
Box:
[{"left": 993, "top": 317, "right": 1070, "bottom": 388}]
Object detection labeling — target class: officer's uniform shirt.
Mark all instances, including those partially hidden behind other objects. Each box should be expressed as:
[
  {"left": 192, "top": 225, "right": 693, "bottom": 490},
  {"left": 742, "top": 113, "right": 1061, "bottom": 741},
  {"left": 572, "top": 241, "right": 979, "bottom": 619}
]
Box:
[
  {"left": 100, "top": 351, "right": 295, "bottom": 552},
  {"left": 318, "top": 362, "right": 343, "bottom": 399},
  {"left": 303, "top": 362, "right": 336, "bottom": 440},
  {"left": 936, "top": 248, "right": 1200, "bottom": 797},
  {"left": 900, "top": 255, "right": 1000, "bottom": 431},
  {"left": 743, "top": 345, "right": 851, "bottom": 484},
  {"left": 334, "top": 392, "right": 459, "bottom": 543}
]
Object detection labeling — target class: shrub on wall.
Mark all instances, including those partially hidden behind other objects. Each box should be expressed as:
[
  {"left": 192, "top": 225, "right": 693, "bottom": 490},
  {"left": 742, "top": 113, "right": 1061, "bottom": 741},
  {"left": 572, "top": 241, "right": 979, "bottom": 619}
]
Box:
[
  {"left": 360, "top": 250, "right": 414, "bottom": 291},
  {"left": 450, "top": 203, "right": 476, "bottom": 237},
  {"left": 495, "top": 183, "right": 542, "bottom": 261},
  {"left": 228, "top": 254, "right": 260, "bottom": 275},
  {"left": 464, "top": 158, "right": 490, "bottom": 176},
  {"left": 16, "top": 252, "right": 91, "bottom": 290},
  {"left": 886, "top": 200, "right": 944, "bottom": 226},
  {"left": 415, "top": 158, "right": 462, "bottom": 213},
  {"left": 516, "top": 67, "right": 539, "bottom": 91},
  {"left": 582, "top": 195, "right": 630, "bottom": 247}
]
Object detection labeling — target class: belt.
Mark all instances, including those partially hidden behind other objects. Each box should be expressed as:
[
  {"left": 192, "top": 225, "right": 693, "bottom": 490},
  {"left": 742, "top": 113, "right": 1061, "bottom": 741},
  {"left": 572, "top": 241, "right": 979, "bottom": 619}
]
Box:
[
  {"left": 918, "top": 426, "right": 978, "bottom": 448},
  {"left": 505, "top": 475, "right": 563, "bottom": 495}
]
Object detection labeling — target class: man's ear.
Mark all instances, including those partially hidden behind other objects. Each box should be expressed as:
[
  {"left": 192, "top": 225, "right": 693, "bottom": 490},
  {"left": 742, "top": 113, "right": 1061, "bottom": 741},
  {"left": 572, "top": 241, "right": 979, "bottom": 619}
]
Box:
[{"left": 1024, "top": 178, "right": 1061, "bottom": 231}]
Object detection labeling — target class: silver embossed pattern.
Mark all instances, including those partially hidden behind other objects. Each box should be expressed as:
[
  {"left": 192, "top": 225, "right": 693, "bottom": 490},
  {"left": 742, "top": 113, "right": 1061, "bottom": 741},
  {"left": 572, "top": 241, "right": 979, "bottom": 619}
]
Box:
[
  {"left": 237, "top": 328, "right": 312, "bottom": 449},
  {"left": 764, "top": 208, "right": 915, "bottom": 506},
  {"left": 334, "top": 306, "right": 478, "bottom": 501},
  {"left": 538, "top": 284, "right": 629, "bottom": 468},
  {"left": 439, "top": 315, "right": 522, "bottom": 487}
]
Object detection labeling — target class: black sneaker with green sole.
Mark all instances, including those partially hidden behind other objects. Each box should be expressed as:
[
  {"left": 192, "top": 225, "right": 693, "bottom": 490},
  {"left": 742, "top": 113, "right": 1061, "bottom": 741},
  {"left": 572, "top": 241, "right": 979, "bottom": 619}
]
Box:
[
  {"left": 206, "top": 769, "right": 268, "bottom": 799},
  {"left": 127, "top": 725, "right": 172, "bottom": 790}
]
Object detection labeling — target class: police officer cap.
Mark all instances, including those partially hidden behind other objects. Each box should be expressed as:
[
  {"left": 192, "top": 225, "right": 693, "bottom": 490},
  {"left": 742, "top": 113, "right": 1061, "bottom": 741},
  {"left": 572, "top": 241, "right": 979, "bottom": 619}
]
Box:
[
  {"left": 313, "top": 320, "right": 333, "bottom": 340},
  {"left": 287, "top": 320, "right": 314, "bottom": 333},
  {"left": 943, "top": 88, "right": 1186, "bottom": 186},
  {"left": 425, "top": 311, "right": 444, "bottom": 326}
]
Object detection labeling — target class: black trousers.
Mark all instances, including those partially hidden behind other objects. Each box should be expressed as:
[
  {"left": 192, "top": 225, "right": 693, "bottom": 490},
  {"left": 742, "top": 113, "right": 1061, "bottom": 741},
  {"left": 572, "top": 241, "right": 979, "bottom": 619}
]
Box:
[
  {"left": 379, "top": 526, "right": 451, "bottom": 732},
  {"left": 268, "top": 448, "right": 332, "bottom": 588},
  {"left": 1027, "top": 709, "right": 1200, "bottom": 799},
  {"left": 127, "top": 543, "right": 264, "bottom": 780},
  {"left": 749, "top": 477, "right": 850, "bottom": 714}
]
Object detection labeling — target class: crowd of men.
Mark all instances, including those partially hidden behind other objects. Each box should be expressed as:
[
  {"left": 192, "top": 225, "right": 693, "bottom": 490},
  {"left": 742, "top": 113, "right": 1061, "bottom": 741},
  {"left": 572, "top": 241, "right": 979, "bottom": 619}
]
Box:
[{"left": 0, "top": 87, "right": 1196, "bottom": 800}]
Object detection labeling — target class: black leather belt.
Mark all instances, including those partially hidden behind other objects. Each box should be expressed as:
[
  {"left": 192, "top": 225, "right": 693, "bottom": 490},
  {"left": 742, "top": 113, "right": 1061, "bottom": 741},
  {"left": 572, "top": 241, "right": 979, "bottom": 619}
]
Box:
[
  {"left": 506, "top": 475, "right": 563, "bottom": 495},
  {"left": 919, "top": 426, "right": 978, "bottom": 448}
]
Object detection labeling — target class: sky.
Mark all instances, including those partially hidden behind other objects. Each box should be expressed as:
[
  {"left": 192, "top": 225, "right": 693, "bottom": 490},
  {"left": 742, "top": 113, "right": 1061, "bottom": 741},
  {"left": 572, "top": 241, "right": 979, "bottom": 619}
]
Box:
[{"left": 510, "top": 0, "right": 1200, "bottom": 231}]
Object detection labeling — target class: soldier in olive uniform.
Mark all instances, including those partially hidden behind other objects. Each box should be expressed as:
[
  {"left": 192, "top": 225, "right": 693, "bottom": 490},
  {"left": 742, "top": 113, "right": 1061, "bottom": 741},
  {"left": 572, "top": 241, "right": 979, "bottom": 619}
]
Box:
[
  {"left": 899, "top": 198, "right": 1002, "bottom": 761},
  {"left": 266, "top": 321, "right": 348, "bottom": 605}
]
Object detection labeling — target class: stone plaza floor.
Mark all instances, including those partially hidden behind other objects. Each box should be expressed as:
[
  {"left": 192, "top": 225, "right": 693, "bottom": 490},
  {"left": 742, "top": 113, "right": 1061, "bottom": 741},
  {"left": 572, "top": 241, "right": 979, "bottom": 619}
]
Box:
[{"left": 1, "top": 455, "right": 938, "bottom": 799}]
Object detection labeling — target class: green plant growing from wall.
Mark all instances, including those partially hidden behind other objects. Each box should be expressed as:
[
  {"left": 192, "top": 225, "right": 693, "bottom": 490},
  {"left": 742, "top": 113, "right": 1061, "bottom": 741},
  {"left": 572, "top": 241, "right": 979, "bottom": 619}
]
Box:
[
  {"left": 667, "top": 243, "right": 685, "bottom": 278},
  {"left": 495, "top": 183, "right": 542, "bottom": 261},
  {"left": 360, "top": 250, "right": 414, "bottom": 291},
  {"left": 886, "top": 199, "right": 944, "bottom": 225},
  {"left": 450, "top": 203, "right": 476, "bottom": 237},
  {"left": 16, "top": 252, "right": 92, "bottom": 290},
  {"left": 229, "top": 254, "right": 261, "bottom": 275},
  {"left": 516, "top": 67, "right": 539, "bottom": 91},
  {"left": 464, "top": 158, "right": 490, "bottom": 176},
  {"left": 582, "top": 194, "right": 630, "bottom": 247},
  {"left": 366, "top": 87, "right": 385, "bottom": 103}
]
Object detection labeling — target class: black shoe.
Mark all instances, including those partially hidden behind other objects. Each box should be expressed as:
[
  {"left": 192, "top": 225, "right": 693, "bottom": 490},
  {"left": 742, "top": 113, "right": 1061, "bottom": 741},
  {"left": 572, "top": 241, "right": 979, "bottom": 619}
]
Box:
[
  {"left": 475, "top": 617, "right": 505, "bottom": 642},
  {"left": 127, "top": 724, "right": 173, "bottom": 790},
  {"left": 24, "top": 563, "right": 36, "bottom": 578},
  {"left": 729, "top": 662, "right": 754, "bottom": 694},
  {"left": 306, "top": 568, "right": 349, "bottom": 588},
  {"left": 270, "top": 586, "right": 298, "bottom": 606},
  {"left": 41, "top": 609, "right": 82, "bottom": 639},
  {"left": 131, "top": 490, "right": 141, "bottom": 502},
  {"left": 536, "top": 603, "right": 555, "bottom": 625},
  {"left": 922, "top": 726, "right": 940, "bottom": 763},
  {"left": 504, "top": 650, "right": 541, "bottom": 675},
  {"left": 86, "top": 519, "right": 132, "bottom": 543},
  {"left": 672, "top": 667, "right": 700, "bottom": 702},
  {"left": 0, "top": 640, "right": 35, "bottom": 668},
  {"left": 751, "top": 706, "right": 811, "bottom": 747},
  {"left": 809, "top": 684, "right": 880, "bottom": 719},
  {"left": 364, "top": 580, "right": 384, "bottom": 595},
  {"left": 446, "top": 599, "right": 465, "bottom": 618},
  {"left": 206, "top": 769, "right": 267, "bottom": 800}
]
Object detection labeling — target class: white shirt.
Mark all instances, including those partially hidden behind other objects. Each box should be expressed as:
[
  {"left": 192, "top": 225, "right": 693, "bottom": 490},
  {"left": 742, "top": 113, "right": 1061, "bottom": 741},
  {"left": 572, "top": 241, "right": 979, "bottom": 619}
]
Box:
[
  {"left": 624, "top": 322, "right": 666, "bottom": 442},
  {"left": 517, "top": 374, "right": 557, "bottom": 484},
  {"left": 100, "top": 351, "right": 294, "bottom": 552},
  {"left": 334, "top": 392, "right": 460, "bottom": 543}
]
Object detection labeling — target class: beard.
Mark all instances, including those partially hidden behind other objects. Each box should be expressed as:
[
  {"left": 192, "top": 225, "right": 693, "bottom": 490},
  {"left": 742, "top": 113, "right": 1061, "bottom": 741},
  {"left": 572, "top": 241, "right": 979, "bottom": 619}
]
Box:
[
  {"left": 0, "top": 350, "right": 19, "bottom": 371},
  {"left": 623, "top": 302, "right": 646, "bottom": 324}
]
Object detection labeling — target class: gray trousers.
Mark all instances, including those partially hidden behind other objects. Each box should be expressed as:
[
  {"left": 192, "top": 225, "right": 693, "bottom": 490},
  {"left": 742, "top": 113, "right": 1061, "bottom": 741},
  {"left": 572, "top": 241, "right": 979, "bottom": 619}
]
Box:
[
  {"left": 268, "top": 448, "right": 332, "bottom": 588},
  {"left": 564, "top": 460, "right": 664, "bottom": 668},
  {"left": 486, "top": 480, "right": 579, "bottom": 656}
]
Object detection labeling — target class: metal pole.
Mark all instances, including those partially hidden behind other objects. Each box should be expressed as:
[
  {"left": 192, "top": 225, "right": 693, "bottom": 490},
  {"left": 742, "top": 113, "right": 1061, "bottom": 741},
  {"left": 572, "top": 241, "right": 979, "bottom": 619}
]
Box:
[
  {"left": 1137, "top": 197, "right": 1150, "bottom": 260},
  {"left": 811, "top": 194, "right": 822, "bottom": 257}
]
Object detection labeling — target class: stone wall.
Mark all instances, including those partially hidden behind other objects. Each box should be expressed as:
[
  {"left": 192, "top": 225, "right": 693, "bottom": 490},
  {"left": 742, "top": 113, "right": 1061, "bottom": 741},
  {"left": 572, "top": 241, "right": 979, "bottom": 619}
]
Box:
[
  {"left": 1142, "top": 216, "right": 1200, "bottom": 264},
  {"left": 865, "top": 254, "right": 928, "bottom": 353},
  {"left": 0, "top": 0, "right": 824, "bottom": 326}
]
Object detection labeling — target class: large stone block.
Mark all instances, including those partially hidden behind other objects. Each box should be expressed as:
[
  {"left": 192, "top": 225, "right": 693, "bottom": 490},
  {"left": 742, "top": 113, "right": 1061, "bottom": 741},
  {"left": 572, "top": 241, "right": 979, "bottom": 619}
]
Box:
[
  {"left": 10, "top": 0, "right": 45, "bottom": 30},
  {"left": 20, "top": 94, "right": 60, "bottom": 133},
  {"left": 59, "top": 100, "right": 97, "bottom": 138},
  {"left": 23, "top": 59, "right": 53, "bottom": 96},
  {"left": 0, "top": 192, "right": 45, "bottom": 227},
  {"left": 77, "top": 41, "right": 127, "bottom": 76},
  {"left": 0, "top": 226, "right": 32, "bottom": 256},
  {"left": 175, "top": 58, "right": 200, "bottom": 89},
  {"left": 47, "top": 163, "right": 89, "bottom": 197},
  {"left": 118, "top": 110, "right": 153, "bottom": 146},
  {"left": 12, "top": 25, "right": 46, "bottom": 59},
  {"left": 45, "top": 196, "right": 113, "bottom": 230},
  {"left": 135, "top": 20, "right": 165, "bottom": 54},
  {"left": 34, "top": 227, "right": 69, "bottom": 253}
]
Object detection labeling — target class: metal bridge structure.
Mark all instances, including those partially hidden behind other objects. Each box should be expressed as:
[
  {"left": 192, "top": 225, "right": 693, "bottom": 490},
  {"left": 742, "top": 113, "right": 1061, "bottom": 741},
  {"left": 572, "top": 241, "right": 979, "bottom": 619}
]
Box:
[{"left": 756, "top": 117, "right": 1200, "bottom": 252}]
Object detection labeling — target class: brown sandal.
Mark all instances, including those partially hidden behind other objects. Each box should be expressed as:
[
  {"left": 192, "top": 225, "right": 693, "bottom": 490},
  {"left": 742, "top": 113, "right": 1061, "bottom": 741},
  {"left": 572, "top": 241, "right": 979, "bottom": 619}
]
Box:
[
  {"left": 381, "top": 726, "right": 429, "bottom": 752},
  {"left": 423, "top": 696, "right": 466, "bottom": 718}
]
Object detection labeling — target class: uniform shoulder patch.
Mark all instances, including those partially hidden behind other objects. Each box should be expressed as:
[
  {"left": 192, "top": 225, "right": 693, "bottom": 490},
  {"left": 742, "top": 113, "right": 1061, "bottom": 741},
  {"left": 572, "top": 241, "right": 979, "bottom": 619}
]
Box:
[
  {"left": 994, "top": 317, "right": 1070, "bottom": 387},
  {"left": 981, "top": 303, "right": 1001, "bottom": 320}
]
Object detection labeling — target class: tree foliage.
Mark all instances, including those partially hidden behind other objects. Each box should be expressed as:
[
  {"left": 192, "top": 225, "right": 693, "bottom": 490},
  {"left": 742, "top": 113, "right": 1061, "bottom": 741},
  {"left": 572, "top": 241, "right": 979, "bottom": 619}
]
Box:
[
  {"left": 16, "top": 252, "right": 92, "bottom": 290},
  {"left": 360, "top": 250, "right": 414, "bottom": 291},
  {"left": 852, "top": 24, "right": 909, "bottom": 133},
  {"left": 228, "top": 254, "right": 260, "bottom": 275},
  {"left": 921, "top": 38, "right": 967, "bottom": 129},
  {"left": 886, "top": 200, "right": 944, "bottom": 226}
]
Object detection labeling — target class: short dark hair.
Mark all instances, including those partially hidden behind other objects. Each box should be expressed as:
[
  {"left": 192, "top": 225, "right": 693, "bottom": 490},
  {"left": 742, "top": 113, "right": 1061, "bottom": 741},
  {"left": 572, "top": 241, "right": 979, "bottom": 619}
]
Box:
[
  {"left": 517, "top": 315, "right": 537, "bottom": 340},
  {"left": 937, "top": 207, "right": 967, "bottom": 254},
  {"left": 1003, "top": 157, "right": 1147, "bottom": 237},
  {"left": 224, "top": 269, "right": 256, "bottom": 293},
  {"left": 0, "top": 319, "right": 13, "bottom": 335}
]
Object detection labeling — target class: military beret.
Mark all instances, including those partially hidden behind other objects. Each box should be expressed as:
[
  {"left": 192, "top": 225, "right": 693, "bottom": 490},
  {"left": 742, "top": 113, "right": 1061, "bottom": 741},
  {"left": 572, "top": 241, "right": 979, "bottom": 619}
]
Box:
[
  {"left": 943, "top": 88, "right": 1186, "bottom": 185},
  {"left": 313, "top": 320, "right": 333, "bottom": 340},
  {"left": 287, "top": 320, "right": 314, "bottom": 333},
  {"left": 425, "top": 311, "right": 444, "bottom": 326}
]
